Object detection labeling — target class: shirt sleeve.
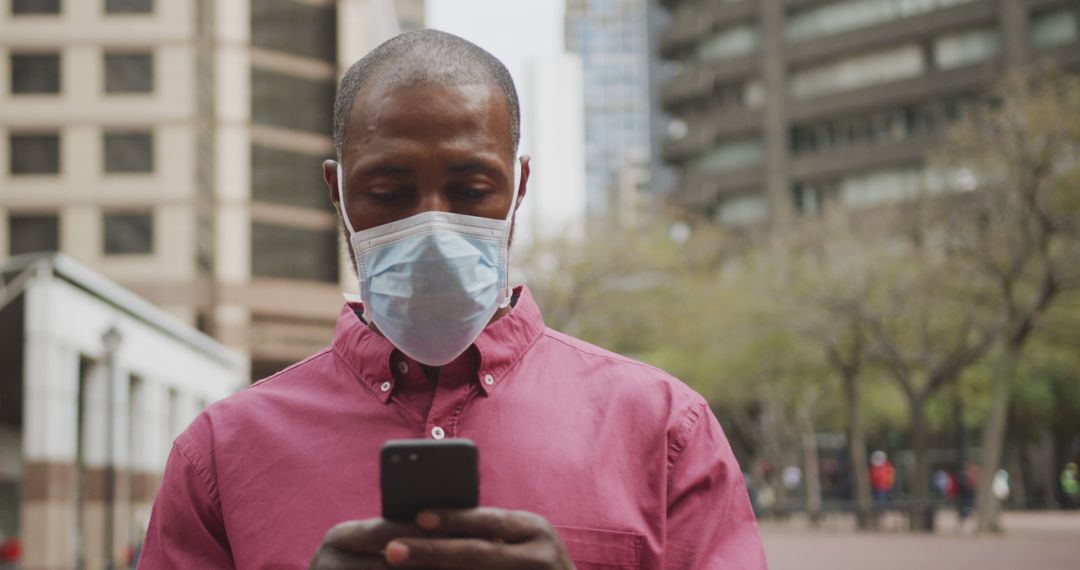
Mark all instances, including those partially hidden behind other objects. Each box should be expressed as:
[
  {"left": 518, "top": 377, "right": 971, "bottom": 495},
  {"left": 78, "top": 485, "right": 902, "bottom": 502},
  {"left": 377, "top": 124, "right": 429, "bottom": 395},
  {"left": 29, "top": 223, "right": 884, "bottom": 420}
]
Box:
[
  {"left": 664, "top": 400, "right": 766, "bottom": 569},
  {"left": 138, "top": 429, "right": 234, "bottom": 569}
]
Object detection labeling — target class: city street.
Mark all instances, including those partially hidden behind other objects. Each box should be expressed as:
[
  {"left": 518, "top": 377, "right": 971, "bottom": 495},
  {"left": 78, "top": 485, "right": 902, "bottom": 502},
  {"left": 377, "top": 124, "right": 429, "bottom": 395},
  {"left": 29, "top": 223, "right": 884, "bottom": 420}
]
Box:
[{"left": 761, "top": 511, "right": 1080, "bottom": 569}]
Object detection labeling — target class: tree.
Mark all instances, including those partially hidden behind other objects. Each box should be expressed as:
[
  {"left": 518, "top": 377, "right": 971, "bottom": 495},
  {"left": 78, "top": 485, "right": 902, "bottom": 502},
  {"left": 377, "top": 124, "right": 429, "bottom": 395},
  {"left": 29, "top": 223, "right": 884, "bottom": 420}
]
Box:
[
  {"left": 792, "top": 212, "right": 996, "bottom": 531},
  {"left": 936, "top": 68, "right": 1080, "bottom": 532},
  {"left": 765, "top": 223, "right": 878, "bottom": 528}
]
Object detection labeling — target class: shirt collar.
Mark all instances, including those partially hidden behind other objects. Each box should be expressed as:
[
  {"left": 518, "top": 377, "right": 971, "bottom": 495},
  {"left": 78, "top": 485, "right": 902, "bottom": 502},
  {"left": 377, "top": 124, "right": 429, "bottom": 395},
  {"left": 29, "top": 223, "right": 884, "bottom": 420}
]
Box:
[{"left": 331, "top": 285, "right": 545, "bottom": 401}]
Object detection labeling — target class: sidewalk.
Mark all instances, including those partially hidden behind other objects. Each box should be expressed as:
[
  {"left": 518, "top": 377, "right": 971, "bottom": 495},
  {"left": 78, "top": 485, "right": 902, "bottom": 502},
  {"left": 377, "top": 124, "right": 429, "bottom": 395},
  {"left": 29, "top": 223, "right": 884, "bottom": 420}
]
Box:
[{"left": 760, "top": 511, "right": 1080, "bottom": 570}]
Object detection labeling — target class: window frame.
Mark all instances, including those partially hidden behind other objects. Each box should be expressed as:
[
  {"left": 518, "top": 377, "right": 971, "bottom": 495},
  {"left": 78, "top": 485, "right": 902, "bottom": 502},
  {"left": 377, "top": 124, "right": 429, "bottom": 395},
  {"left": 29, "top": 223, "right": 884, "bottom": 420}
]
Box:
[
  {"left": 9, "top": 131, "right": 61, "bottom": 175},
  {"left": 102, "top": 210, "right": 155, "bottom": 256},
  {"left": 11, "top": 0, "right": 61, "bottom": 15},
  {"left": 103, "top": 130, "right": 155, "bottom": 174},
  {"left": 8, "top": 212, "right": 60, "bottom": 256},
  {"left": 10, "top": 51, "right": 62, "bottom": 95},
  {"left": 103, "top": 50, "right": 155, "bottom": 94},
  {"left": 104, "top": 0, "right": 153, "bottom": 14}
]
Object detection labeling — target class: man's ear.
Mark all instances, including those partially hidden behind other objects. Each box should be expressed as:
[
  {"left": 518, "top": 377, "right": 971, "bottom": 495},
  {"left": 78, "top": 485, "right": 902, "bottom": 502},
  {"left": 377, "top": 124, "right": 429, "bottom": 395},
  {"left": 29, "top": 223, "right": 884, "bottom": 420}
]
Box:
[
  {"left": 323, "top": 159, "right": 341, "bottom": 215},
  {"left": 515, "top": 155, "right": 531, "bottom": 213}
]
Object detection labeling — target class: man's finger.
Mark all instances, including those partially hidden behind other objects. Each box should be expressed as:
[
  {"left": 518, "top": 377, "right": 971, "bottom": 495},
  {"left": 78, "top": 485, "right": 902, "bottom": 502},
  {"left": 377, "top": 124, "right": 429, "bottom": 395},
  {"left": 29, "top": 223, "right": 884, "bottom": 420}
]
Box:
[
  {"left": 386, "top": 537, "right": 517, "bottom": 569},
  {"left": 416, "top": 507, "right": 550, "bottom": 543},
  {"left": 323, "top": 518, "right": 427, "bottom": 553}
]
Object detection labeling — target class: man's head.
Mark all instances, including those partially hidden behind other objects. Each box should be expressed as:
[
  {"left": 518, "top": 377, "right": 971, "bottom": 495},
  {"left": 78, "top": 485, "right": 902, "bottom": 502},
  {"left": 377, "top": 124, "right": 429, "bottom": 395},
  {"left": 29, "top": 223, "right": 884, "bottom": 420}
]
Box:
[
  {"left": 332, "top": 29, "right": 520, "bottom": 160},
  {"left": 324, "top": 29, "right": 529, "bottom": 236}
]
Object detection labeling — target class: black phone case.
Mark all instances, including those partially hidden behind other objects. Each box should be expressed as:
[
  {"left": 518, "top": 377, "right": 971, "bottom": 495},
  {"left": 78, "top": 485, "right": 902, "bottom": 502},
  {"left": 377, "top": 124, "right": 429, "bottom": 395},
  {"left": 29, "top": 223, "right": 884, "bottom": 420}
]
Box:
[{"left": 380, "top": 438, "right": 479, "bottom": 521}]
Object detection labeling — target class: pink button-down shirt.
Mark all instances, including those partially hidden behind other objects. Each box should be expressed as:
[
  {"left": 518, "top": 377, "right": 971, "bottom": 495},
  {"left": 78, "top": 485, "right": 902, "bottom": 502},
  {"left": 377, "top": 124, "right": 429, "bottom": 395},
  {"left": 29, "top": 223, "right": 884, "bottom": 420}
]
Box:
[{"left": 140, "top": 287, "right": 765, "bottom": 569}]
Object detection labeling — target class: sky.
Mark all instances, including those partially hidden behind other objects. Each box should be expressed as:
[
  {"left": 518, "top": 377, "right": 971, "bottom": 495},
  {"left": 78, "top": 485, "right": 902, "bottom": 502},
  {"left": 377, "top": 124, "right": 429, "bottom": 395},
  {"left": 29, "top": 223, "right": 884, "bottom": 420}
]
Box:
[{"left": 425, "top": 0, "right": 566, "bottom": 156}]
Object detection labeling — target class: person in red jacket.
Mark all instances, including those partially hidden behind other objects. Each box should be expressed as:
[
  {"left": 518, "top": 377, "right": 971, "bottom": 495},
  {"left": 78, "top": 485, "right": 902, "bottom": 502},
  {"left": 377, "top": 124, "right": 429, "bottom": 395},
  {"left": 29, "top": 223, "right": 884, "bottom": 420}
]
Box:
[{"left": 870, "top": 450, "right": 896, "bottom": 505}]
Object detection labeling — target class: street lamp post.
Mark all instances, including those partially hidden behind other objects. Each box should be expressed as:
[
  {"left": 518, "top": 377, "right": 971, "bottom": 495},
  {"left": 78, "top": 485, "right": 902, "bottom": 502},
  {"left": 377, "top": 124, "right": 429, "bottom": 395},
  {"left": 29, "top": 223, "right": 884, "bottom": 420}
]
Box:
[{"left": 101, "top": 326, "right": 123, "bottom": 570}]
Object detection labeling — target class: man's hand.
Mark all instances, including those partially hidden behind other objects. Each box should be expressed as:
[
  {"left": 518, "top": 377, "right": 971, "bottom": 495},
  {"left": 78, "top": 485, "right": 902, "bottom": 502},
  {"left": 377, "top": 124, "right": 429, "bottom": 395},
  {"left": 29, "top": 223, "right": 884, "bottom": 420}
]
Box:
[
  {"left": 309, "top": 518, "right": 427, "bottom": 569},
  {"left": 310, "top": 508, "right": 573, "bottom": 569},
  {"left": 384, "top": 507, "right": 574, "bottom": 569}
]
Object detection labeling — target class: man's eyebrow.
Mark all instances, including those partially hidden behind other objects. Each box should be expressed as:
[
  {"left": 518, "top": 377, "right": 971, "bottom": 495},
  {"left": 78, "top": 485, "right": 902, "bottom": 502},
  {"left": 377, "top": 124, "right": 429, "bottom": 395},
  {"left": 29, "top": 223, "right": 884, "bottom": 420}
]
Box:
[
  {"left": 361, "top": 164, "right": 412, "bottom": 176},
  {"left": 445, "top": 161, "right": 500, "bottom": 174}
]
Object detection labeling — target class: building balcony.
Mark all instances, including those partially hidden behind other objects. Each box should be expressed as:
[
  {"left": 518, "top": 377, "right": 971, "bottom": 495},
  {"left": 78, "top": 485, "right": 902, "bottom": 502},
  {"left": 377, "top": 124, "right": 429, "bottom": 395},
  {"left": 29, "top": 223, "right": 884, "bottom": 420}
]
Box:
[
  {"left": 784, "top": 0, "right": 997, "bottom": 67},
  {"left": 788, "top": 63, "right": 998, "bottom": 124},
  {"left": 789, "top": 133, "right": 939, "bottom": 182},
  {"left": 660, "top": 54, "right": 758, "bottom": 109},
  {"left": 672, "top": 167, "right": 762, "bottom": 209},
  {"left": 660, "top": 6, "right": 712, "bottom": 56},
  {"left": 662, "top": 108, "right": 761, "bottom": 162},
  {"left": 659, "top": 0, "right": 757, "bottom": 56}
]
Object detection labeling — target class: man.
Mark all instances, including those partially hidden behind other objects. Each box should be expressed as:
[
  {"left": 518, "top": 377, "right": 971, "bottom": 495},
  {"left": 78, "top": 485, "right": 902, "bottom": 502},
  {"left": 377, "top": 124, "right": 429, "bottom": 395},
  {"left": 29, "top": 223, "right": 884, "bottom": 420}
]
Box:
[{"left": 140, "top": 30, "right": 764, "bottom": 569}]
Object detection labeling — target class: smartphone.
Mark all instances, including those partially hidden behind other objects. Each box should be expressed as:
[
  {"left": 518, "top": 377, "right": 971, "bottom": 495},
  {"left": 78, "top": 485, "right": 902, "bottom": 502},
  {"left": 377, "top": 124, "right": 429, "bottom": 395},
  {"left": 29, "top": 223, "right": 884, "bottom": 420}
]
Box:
[{"left": 380, "top": 438, "right": 479, "bottom": 522}]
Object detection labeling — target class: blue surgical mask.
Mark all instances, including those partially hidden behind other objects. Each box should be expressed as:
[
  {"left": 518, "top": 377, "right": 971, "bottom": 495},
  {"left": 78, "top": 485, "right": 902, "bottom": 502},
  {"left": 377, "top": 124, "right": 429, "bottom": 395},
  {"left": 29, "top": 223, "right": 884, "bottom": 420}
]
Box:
[{"left": 336, "top": 161, "right": 520, "bottom": 366}]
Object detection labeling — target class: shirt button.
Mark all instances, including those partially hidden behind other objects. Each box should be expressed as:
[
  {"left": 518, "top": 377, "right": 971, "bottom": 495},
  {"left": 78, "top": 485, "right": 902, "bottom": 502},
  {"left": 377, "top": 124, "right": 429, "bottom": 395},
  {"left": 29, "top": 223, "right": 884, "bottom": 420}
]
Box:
[
  {"left": 431, "top": 426, "right": 445, "bottom": 440},
  {"left": 483, "top": 373, "right": 495, "bottom": 386},
  {"left": 379, "top": 381, "right": 391, "bottom": 392},
  {"left": 397, "top": 361, "right": 410, "bottom": 374}
]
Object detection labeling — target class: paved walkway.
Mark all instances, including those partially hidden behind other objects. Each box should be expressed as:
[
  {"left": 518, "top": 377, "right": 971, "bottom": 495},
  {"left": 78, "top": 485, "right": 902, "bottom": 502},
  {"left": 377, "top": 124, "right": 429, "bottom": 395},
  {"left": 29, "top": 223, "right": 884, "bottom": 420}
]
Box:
[{"left": 760, "top": 511, "right": 1080, "bottom": 570}]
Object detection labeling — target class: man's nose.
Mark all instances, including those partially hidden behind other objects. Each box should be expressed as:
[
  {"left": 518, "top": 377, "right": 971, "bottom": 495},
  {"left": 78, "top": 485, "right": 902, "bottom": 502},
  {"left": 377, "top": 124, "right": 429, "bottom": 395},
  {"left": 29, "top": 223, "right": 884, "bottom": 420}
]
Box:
[{"left": 416, "top": 192, "right": 451, "bottom": 214}]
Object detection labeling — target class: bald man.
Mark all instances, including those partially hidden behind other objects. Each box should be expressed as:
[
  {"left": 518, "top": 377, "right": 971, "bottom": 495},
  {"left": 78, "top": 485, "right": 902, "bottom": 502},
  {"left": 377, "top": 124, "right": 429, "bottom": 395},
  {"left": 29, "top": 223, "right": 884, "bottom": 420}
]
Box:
[{"left": 139, "top": 30, "right": 764, "bottom": 569}]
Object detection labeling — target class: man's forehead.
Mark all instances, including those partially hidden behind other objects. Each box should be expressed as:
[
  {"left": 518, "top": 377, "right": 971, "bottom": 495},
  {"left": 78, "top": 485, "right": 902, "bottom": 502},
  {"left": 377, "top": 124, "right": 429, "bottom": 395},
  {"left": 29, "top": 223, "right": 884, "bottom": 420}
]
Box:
[{"left": 344, "top": 80, "right": 513, "bottom": 155}]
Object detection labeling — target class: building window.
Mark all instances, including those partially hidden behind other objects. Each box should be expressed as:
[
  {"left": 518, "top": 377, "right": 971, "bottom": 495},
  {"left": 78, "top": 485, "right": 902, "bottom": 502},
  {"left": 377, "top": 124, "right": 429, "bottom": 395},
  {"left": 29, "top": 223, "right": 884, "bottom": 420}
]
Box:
[
  {"left": 104, "top": 52, "right": 153, "bottom": 93},
  {"left": 105, "top": 0, "right": 152, "bottom": 14},
  {"left": 251, "top": 69, "right": 335, "bottom": 135},
  {"left": 790, "top": 44, "right": 924, "bottom": 100},
  {"left": 697, "top": 25, "right": 758, "bottom": 63},
  {"left": 790, "top": 94, "right": 978, "bottom": 156},
  {"left": 103, "top": 212, "right": 154, "bottom": 255},
  {"left": 1031, "top": 9, "right": 1079, "bottom": 50},
  {"left": 11, "top": 0, "right": 60, "bottom": 14},
  {"left": 689, "top": 138, "right": 764, "bottom": 174},
  {"left": 9, "top": 214, "right": 59, "bottom": 255},
  {"left": 9, "top": 133, "right": 60, "bottom": 175},
  {"left": 251, "top": 223, "right": 339, "bottom": 283},
  {"left": 837, "top": 165, "right": 945, "bottom": 208},
  {"left": 104, "top": 131, "right": 154, "bottom": 173},
  {"left": 934, "top": 29, "right": 1000, "bottom": 70},
  {"left": 786, "top": 0, "right": 978, "bottom": 42},
  {"left": 252, "top": 145, "right": 331, "bottom": 210},
  {"left": 11, "top": 53, "right": 61, "bottom": 94},
  {"left": 251, "top": 0, "right": 337, "bottom": 63}
]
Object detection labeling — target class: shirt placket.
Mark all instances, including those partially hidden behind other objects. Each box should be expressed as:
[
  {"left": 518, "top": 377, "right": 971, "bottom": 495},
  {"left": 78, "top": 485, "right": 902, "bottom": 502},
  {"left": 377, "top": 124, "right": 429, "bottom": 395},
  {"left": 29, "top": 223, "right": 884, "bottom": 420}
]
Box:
[{"left": 424, "top": 365, "right": 477, "bottom": 440}]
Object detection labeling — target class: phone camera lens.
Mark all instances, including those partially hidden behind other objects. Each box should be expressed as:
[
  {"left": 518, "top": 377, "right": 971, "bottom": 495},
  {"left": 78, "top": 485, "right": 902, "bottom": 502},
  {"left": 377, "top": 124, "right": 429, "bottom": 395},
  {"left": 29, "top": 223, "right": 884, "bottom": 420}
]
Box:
[{"left": 390, "top": 454, "right": 401, "bottom": 463}]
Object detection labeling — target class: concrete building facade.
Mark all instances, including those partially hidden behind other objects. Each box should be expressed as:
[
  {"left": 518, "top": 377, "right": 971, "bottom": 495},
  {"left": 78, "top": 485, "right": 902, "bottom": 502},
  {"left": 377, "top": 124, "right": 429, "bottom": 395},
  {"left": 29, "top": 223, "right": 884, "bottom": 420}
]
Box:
[
  {"left": 656, "top": 0, "right": 1080, "bottom": 227},
  {"left": 0, "top": 0, "right": 419, "bottom": 382},
  {"left": 1, "top": 253, "right": 245, "bottom": 570}
]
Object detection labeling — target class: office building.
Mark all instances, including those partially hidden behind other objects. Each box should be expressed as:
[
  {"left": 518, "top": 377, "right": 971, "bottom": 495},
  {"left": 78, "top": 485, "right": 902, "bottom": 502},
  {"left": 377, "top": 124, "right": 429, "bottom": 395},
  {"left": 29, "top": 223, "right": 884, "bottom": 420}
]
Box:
[
  {"left": 566, "top": 0, "right": 654, "bottom": 219},
  {"left": 656, "top": 0, "right": 1080, "bottom": 226},
  {"left": 0, "top": 0, "right": 421, "bottom": 381}
]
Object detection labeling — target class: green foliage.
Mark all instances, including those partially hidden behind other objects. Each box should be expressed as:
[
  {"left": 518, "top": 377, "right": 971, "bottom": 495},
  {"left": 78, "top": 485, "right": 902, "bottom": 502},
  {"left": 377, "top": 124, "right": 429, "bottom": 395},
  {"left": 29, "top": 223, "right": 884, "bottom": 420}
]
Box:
[{"left": 517, "top": 69, "right": 1080, "bottom": 500}]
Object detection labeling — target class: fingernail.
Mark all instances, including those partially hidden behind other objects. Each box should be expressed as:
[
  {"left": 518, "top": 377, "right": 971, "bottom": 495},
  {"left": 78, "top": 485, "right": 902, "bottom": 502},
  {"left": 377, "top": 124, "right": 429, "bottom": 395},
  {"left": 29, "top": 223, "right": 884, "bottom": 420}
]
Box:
[
  {"left": 416, "top": 511, "right": 440, "bottom": 530},
  {"left": 385, "top": 541, "right": 409, "bottom": 565}
]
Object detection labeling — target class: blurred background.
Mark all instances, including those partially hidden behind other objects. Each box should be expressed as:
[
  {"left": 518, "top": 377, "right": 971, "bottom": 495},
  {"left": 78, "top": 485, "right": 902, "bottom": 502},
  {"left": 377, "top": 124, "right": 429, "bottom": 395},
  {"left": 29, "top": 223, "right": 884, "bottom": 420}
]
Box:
[{"left": 1, "top": 0, "right": 1079, "bottom": 568}]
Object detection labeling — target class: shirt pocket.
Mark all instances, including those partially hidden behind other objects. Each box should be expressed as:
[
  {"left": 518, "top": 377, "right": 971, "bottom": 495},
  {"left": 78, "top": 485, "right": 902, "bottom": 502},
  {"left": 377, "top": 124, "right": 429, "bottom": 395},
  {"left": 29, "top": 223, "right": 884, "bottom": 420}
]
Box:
[{"left": 553, "top": 525, "right": 644, "bottom": 570}]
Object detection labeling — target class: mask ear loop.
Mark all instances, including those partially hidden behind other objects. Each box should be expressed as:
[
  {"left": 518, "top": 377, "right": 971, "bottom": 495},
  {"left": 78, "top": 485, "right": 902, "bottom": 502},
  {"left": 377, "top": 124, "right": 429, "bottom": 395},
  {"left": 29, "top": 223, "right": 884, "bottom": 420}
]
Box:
[
  {"left": 336, "top": 161, "right": 358, "bottom": 235},
  {"left": 498, "top": 159, "right": 523, "bottom": 308},
  {"left": 337, "top": 161, "right": 369, "bottom": 312}
]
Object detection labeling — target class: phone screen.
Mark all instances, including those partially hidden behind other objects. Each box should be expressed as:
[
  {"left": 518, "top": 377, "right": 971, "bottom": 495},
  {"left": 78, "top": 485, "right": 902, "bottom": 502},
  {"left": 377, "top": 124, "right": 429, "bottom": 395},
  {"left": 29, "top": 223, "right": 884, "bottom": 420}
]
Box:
[{"left": 380, "top": 438, "right": 479, "bottom": 521}]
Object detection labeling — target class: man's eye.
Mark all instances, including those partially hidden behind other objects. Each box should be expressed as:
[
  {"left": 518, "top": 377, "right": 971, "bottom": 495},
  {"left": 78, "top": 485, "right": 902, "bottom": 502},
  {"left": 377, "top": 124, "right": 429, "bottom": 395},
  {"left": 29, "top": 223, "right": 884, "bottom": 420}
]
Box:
[
  {"left": 454, "top": 186, "right": 491, "bottom": 200},
  {"left": 368, "top": 187, "right": 405, "bottom": 202}
]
